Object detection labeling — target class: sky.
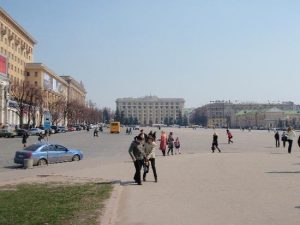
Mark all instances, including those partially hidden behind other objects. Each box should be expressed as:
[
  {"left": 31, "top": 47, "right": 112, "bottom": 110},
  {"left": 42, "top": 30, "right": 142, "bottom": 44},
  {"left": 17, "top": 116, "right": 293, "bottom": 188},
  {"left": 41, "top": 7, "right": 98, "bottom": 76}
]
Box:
[{"left": 1, "top": 0, "right": 300, "bottom": 109}]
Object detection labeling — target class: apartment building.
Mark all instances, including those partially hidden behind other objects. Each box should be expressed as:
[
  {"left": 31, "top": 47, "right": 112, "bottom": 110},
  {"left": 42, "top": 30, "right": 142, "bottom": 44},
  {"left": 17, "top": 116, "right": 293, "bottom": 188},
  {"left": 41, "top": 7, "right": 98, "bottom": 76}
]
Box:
[
  {"left": 116, "top": 96, "right": 185, "bottom": 125},
  {"left": 25, "top": 63, "right": 68, "bottom": 107},
  {"left": 60, "top": 76, "right": 86, "bottom": 105},
  {"left": 0, "top": 7, "right": 36, "bottom": 126}
]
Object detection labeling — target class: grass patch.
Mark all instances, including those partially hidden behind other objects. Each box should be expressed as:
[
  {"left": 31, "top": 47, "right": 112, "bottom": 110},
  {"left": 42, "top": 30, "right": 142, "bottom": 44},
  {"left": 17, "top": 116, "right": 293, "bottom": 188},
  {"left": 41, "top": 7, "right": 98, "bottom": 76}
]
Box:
[{"left": 0, "top": 182, "right": 113, "bottom": 225}]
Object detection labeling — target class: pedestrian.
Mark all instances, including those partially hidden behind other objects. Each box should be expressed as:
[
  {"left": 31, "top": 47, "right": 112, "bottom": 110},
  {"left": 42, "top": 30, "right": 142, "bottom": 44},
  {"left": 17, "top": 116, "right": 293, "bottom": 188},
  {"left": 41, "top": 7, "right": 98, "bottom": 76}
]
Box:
[
  {"left": 126, "top": 127, "right": 129, "bottom": 135},
  {"left": 211, "top": 132, "right": 221, "bottom": 153},
  {"left": 274, "top": 131, "right": 280, "bottom": 148},
  {"left": 281, "top": 131, "right": 287, "bottom": 148},
  {"left": 128, "top": 136, "right": 146, "bottom": 185},
  {"left": 138, "top": 129, "right": 146, "bottom": 141},
  {"left": 38, "top": 133, "right": 45, "bottom": 142},
  {"left": 174, "top": 137, "right": 181, "bottom": 154},
  {"left": 167, "top": 132, "right": 174, "bottom": 155},
  {"left": 159, "top": 131, "right": 167, "bottom": 156},
  {"left": 226, "top": 129, "right": 233, "bottom": 144},
  {"left": 286, "top": 126, "right": 296, "bottom": 153},
  {"left": 143, "top": 135, "right": 158, "bottom": 182},
  {"left": 93, "top": 127, "right": 99, "bottom": 137},
  {"left": 22, "top": 131, "right": 29, "bottom": 147}
]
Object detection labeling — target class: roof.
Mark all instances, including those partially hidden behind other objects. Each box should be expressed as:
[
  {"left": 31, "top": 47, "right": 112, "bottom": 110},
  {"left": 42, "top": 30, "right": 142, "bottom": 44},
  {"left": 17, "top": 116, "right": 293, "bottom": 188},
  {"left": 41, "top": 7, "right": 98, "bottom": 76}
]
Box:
[{"left": 0, "top": 7, "right": 37, "bottom": 44}]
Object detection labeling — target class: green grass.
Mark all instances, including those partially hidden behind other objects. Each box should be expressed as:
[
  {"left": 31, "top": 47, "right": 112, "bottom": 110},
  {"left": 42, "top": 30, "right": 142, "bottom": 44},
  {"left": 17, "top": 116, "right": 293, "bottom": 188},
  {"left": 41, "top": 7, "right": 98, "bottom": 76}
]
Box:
[{"left": 0, "top": 182, "right": 113, "bottom": 225}]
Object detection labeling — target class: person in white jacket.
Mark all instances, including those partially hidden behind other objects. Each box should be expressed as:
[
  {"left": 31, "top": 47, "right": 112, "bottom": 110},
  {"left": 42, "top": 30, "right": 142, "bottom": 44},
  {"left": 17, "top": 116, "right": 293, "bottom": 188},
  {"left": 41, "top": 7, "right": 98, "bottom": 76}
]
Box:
[
  {"left": 143, "top": 135, "right": 158, "bottom": 182},
  {"left": 286, "top": 126, "right": 296, "bottom": 154}
]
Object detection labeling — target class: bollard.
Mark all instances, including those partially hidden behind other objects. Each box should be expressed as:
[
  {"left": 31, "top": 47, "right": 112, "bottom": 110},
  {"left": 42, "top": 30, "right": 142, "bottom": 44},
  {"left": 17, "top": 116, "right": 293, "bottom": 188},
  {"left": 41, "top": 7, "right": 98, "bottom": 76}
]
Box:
[{"left": 23, "top": 158, "right": 33, "bottom": 169}]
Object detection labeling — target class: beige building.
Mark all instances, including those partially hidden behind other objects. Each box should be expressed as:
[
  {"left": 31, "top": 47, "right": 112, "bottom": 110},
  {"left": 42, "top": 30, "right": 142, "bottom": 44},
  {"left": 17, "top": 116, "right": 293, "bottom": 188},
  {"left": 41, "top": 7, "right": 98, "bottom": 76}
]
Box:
[
  {"left": 116, "top": 96, "right": 185, "bottom": 125},
  {"left": 235, "top": 108, "right": 288, "bottom": 128},
  {"left": 61, "top": 76, "right": 86, "bottom": 105},
  {"left": 0, "top": 7, "right": 36, "bottom": 84},
  {"left": 0, "top": 7, "right": 36, "bottom": 126},
  {"left": 25, "top": 63, "right": 68, "bottom": 108}
]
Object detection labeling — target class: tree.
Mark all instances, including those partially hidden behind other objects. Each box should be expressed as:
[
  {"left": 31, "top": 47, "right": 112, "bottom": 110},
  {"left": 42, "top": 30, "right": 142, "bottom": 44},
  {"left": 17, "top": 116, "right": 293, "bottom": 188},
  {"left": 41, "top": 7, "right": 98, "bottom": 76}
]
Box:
[
  {"left": 10, "top": 82, "right": 37, "bottom": 127},
  {"left": 48, "top": 97, "right": 66, "bottom": 125},
  {"left": 114, "top": 108, "right": 121, "bottom": 122}
]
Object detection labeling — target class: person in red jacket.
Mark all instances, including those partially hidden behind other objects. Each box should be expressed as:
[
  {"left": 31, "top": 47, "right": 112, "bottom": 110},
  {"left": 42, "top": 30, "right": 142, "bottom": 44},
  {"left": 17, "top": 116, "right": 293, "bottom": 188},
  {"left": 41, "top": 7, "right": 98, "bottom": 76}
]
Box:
[{"left": 226, "top": 129, "right": 233, "bottom": 144}]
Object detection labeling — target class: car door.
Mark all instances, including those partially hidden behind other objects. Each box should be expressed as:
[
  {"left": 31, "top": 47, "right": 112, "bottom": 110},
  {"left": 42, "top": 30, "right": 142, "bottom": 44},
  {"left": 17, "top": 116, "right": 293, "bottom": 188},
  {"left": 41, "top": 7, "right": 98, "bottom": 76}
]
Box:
[
  {"left": 54, "top": 145, "right": 68, "bottom": 162},
  {"left": 46, "top": 145, "right": 57, "bottom": 163}
]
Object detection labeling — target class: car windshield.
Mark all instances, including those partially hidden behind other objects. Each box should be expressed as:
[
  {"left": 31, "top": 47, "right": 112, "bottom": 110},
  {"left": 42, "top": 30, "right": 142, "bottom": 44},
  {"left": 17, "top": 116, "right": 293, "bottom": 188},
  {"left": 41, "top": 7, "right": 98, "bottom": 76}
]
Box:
[{"left": 23, "top": 144, "right": 44, "bottom": 151}]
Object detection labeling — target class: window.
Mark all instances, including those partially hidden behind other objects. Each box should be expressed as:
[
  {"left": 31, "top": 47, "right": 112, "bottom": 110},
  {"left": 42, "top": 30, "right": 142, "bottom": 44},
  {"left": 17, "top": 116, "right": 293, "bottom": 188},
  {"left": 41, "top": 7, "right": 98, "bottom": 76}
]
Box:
[
  {"left": 35, "top": 72, "right": 38, "bottom": 77},
  {"left": 26, "top": 72, "right": 30, "bottom": 76}
]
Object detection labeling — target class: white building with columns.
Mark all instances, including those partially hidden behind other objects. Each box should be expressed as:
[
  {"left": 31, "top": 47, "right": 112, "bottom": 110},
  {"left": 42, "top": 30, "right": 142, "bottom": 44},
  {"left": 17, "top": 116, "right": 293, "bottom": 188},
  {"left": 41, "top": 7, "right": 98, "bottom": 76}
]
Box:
[{"left": 116, "top": 96, "right": 185, "bottom": 125}]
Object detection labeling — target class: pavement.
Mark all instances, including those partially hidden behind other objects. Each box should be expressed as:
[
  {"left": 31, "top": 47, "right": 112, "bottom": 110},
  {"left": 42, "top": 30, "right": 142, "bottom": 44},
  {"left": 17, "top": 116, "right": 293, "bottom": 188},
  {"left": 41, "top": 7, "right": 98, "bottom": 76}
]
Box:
[{"left": 0, "top": 128, "right": 300, "bottom": 225}]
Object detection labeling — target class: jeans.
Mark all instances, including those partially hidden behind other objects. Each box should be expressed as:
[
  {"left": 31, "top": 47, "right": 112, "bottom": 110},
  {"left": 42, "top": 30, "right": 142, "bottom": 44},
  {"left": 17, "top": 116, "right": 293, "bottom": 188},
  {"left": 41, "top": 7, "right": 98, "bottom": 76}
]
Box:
[
  {"left": 133, "top": 160, "right": 143, "bottom": 184},
  {"left": 287, "top": 140, "right": 293, "bottom": 153}
]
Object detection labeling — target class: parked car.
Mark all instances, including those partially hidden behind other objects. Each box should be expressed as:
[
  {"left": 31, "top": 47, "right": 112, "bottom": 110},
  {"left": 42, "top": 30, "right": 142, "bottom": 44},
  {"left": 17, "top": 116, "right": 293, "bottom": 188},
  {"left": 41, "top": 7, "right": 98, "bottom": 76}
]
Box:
[
  {"left": 14, "top": 143, "right": 83, "bottom": 166},
  {"left": 58, "top": 126, "right": 67, "bottom": 133},
  {"left": 16, "top": 129, "right": 28, "bottom": 136},
  {"left": 0, "top": 129, "right": 17, "bottom": 138},
  {"left": 68, "top": 126, "right": 76, "bottom": 132},
  {"left": 28, "top": 128, "right": 45, "bottom": 136}
]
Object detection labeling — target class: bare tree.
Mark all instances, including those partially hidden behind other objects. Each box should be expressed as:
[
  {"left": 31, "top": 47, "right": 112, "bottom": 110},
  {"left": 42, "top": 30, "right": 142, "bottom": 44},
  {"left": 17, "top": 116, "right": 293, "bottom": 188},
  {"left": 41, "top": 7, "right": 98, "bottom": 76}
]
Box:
[{"left": 10, "top": 81, "right": 36, "bottom": 127}]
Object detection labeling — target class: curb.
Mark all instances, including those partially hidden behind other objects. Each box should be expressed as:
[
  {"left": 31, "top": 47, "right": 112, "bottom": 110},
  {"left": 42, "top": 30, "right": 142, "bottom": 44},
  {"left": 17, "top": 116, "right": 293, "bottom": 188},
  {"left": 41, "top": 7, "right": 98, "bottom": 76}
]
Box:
[{"left": 100, "top": 183, "right": 123, "bottom": 225}]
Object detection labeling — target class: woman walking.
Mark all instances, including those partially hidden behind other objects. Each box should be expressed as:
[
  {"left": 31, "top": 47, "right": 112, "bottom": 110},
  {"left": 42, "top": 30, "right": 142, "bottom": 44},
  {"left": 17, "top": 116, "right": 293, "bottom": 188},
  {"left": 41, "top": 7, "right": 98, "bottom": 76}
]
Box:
[
  {"left": 174, "top": 137, "right": 181, "bottom": 154},
  {"left": 287, "top": 126, "right": 296, "bottom": 154},
  {"left": 159, "top": 131, "right": 167, "bottom": 156},
  {"left": 143, "top": 135, "right": 158, "bottom": 182},
  {"left": 167, "top": 132, "right": 174, "bottom": 155}
]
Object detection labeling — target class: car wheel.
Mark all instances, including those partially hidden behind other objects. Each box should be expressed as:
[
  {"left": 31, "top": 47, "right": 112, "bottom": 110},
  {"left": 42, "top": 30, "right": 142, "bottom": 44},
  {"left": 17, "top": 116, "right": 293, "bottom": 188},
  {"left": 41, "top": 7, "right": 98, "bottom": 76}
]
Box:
[
  {"left": 37, "top": 159, "right": 47, "bottom": 166},
  {"left": 72, "top": 155, "right": 80, "bottom": 161}
]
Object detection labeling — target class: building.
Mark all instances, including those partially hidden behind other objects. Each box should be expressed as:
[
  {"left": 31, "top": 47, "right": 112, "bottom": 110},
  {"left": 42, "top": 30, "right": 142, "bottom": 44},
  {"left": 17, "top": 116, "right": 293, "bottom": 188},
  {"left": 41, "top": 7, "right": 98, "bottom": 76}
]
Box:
[
  {"left": 0, "top": 7, "right": 36, "bottom": 84},
  {"left": 197, "top": 100, "right": 296, "bottom": 128},
  {"left": 116, "top": 96, "right": 185, "bottom": 125},
  {"left": 60, "top": 76, "right": 86, "bottom": 105},
  {"left": 25, "top": 63, "right": 68, "bottom": 106},
  {"left": 0, "top": 54, "right": 8, "bottom": 126},
  {"left": 235, "top": 108, "right": 300, "bottom": 129},
  {"left": 0, "top": 7, "right": 36, "bottom": 126}
]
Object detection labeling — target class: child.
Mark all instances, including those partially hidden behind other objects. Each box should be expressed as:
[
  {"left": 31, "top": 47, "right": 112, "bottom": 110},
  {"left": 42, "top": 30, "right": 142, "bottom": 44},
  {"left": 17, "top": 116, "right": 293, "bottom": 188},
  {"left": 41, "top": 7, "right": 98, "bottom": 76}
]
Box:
[{"left": 174, "top": 137, "right": 181, "bottom": 154}]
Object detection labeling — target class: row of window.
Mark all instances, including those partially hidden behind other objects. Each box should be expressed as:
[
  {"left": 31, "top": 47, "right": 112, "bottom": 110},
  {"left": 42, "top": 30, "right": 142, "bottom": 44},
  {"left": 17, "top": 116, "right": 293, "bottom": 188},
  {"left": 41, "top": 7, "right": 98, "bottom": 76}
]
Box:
[
  {"left": 119, "top": 102, "right": 181, "bottom": 106},
  {"left": 122, "top": 106, "right": 180, "bottom": 109},
  {"left": 1, "top": 46, "right": 28, "bottom": 66}
]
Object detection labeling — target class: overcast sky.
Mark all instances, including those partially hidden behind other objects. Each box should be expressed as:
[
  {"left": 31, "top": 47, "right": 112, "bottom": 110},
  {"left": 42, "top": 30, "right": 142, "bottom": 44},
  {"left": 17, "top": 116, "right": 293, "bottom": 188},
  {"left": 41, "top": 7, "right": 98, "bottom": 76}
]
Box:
[{"left": 2, "top": 0, "right": 300, "bottom": 109}]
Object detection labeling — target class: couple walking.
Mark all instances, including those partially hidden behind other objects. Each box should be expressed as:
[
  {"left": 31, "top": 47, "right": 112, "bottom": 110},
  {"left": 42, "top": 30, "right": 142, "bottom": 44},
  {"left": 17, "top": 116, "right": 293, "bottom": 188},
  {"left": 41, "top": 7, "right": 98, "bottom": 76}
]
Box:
[
  {"left": 128, "top": 134, "right": 157, "bottom": 185},
  {"left": 159, "top": 131, "right": 181, "bottom": 156}
]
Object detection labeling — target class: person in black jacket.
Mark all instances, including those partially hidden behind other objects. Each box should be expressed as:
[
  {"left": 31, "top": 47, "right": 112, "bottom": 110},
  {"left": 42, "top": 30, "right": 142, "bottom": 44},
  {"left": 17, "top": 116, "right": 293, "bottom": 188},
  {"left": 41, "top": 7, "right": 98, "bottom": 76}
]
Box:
[
  {"left": 22, "top": 131, "right": 29, "bottom": 147},
  {"left": 128, "top": 136, "right": 145, "bottom": 185},
  {"left": 274, "top": 131, "right": 280, "bottom": 147},
  {"left": 211, "top": 132, "right": 221, "bottom": 153}
]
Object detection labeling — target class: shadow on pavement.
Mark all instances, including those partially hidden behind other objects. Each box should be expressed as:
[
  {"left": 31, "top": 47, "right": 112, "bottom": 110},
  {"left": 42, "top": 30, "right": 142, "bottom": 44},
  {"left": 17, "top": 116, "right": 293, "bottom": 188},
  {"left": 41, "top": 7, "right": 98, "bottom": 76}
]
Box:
[
  {"left": 96, "top": 180, "right": 137, "bottom": 186},
  {"left": 295, "top": 206, "right": 300, "bottom": 209},
  {"left": 3, "top": 165, "right": 23, "bottom": 170},
  {"left": 267, "top": 171, "right": 300, "bottom": 174}
]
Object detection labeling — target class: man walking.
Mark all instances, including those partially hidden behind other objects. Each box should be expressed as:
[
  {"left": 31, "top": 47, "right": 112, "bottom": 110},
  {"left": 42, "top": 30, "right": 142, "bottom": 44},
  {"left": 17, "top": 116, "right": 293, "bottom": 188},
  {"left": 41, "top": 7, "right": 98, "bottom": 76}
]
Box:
[
  {"left": 128, "top": 136, "right": 145, "bottom": 185},
  {"left": 274, "top": 131, "right": 280, "bottom": 147}
]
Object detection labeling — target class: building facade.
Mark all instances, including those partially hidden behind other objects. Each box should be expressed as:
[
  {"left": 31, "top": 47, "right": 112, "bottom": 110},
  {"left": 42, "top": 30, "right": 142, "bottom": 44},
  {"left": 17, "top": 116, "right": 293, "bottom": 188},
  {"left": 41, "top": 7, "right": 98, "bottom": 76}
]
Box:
[
  {"left": 61, "top": 76, "right": 86, "bottom": 105},
  {"left": 197, "top": 100, "right": 296, "bottom": 128},
  {"left": 0, "top": 7, "right": 86, "bottom": 127},
  {"left": 116, "top": 96, "right": 185, "bottom": 125},
  {"left": 0, "top": 7, "right": 36, "bottom": 126}
]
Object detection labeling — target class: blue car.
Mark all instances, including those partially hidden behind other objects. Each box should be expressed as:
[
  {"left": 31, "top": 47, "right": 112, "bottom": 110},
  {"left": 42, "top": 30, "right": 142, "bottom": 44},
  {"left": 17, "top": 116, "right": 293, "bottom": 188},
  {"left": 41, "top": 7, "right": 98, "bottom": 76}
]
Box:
[{"left": 14, "top": 143, "right": 83, "bottom": 166}]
